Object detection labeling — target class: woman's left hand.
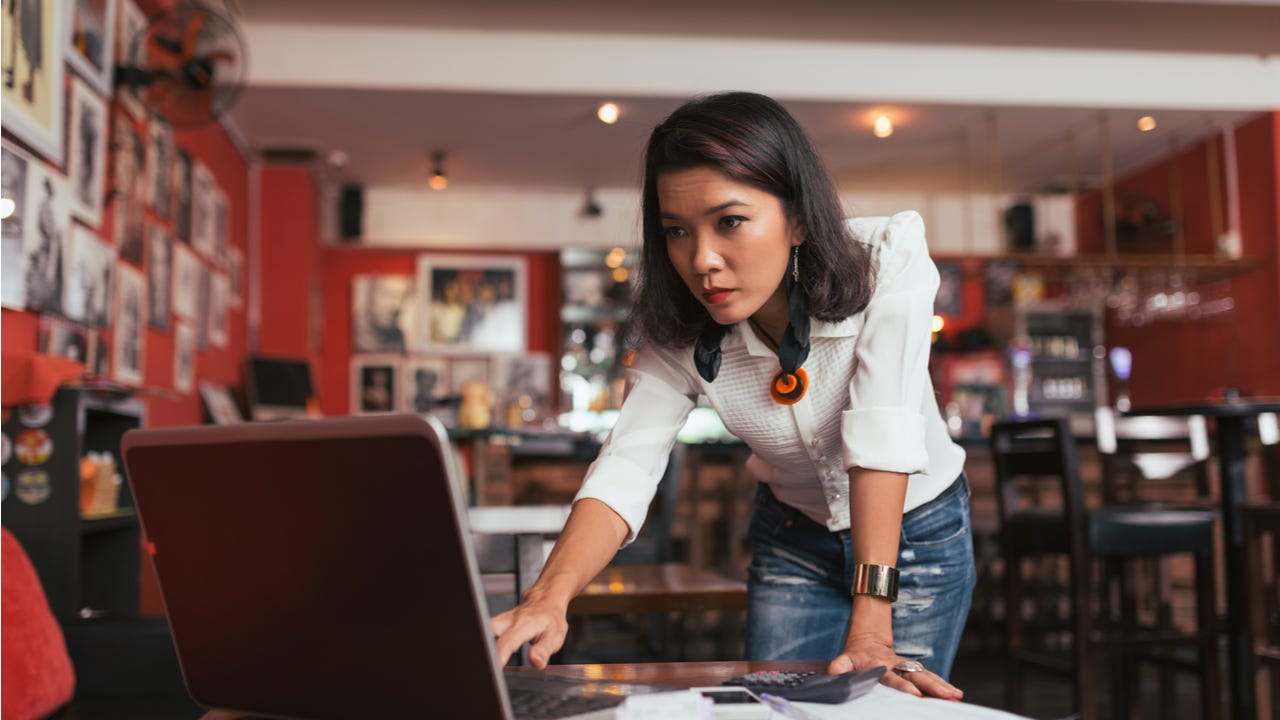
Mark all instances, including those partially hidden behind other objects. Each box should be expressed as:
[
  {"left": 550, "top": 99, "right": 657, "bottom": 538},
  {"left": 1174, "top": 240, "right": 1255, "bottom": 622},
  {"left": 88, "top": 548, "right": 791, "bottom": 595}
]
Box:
[{"left": 827, "top": 633, "right": 964, "bottom": 701}]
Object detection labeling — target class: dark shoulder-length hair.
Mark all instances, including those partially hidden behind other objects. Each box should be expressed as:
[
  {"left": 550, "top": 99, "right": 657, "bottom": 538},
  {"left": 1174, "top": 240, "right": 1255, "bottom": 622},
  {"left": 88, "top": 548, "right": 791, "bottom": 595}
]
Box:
[{"left": 630, "top": 91, "right": 874, "bottom": 349}]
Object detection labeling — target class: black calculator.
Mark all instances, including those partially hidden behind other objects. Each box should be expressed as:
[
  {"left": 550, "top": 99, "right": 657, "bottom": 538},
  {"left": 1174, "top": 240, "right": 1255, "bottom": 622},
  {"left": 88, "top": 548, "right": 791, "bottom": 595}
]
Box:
[{"left": 720, "top": 666, "right": 886, "bottom": 703}]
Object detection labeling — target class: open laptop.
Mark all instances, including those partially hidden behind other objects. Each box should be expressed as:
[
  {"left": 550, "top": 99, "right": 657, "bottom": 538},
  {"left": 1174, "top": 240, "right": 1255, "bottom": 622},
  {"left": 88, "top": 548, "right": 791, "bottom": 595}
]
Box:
[{"left": 121, "top": 414, "right": 666, "bottom": 720}]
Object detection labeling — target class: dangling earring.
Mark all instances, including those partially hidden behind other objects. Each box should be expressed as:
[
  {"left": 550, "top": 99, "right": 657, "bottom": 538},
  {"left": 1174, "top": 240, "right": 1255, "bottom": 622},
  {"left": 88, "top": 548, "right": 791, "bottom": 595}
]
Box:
[{"left": 770, "top": 245, "right": 810, "bottom": 405}]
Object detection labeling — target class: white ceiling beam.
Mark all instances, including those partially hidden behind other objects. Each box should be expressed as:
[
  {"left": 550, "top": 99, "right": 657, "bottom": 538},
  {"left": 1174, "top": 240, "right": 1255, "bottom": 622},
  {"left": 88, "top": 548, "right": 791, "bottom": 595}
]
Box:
[{"left": 244, "top": 23, "right": 1280, "bottom": 111}]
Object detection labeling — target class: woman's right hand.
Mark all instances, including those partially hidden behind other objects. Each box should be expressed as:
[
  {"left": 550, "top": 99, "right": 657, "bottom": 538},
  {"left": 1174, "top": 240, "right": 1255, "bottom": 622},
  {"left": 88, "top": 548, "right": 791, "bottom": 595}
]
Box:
[{"left": 490, "top": 591, "right": 570, "bottom": 669}]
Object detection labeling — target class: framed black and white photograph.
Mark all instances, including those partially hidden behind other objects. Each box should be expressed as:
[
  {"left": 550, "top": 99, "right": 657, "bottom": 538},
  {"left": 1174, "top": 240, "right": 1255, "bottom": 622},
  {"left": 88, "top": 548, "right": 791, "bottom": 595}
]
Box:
[
  {"left": 209, "top": 270, "right": 229, "bottom": 348},
  {"left": 172, "top": 148, "right": 192, "bottom": 242},
  {"left": 146, "top": 118, "right": 173, "bottom": 219},
  {"left": 228, "top": 245, "right": 244, "bottom": 307},
  {"left": 67, "top": 76, "right": 108, "bottom": 225},
  {"left": 1, "top": 0, "right": 69, "bottom": 164},
  {"left": 112, "top": 113, "right": 145, "bottom": 263},
  {"left": 448, "top": 356, "right": 492, "bottom": 396},
  {"left": 190, "top": 160, "right": 215, "bottom": 258},
  {"left": 199, "top": 382, "right": 243, "bottom": 425},
  {"left": 21, "top": 162, "right": 71, "bottom": 314},
  {"left": 401, "top": 358, "right": 450, "bottom": 415},
  {"left": 171, "top": 242, "right": 199, "bottom": 319},
  {"left": 66, "top": 0, "right": 118, "bottom": 95},
  {"left": 493, "top": 353, "right": 554, "bottom": 407},
  {"left": 416, "top": 254, "right": 526, "bottom": 353},
  {"left": 351, "top": 357, "right": 399, "bottom": 415},
  {"left": 39, "top": 315, "right": 91, "bottom": 364},
  {"left": 2, "top": 142, "right": 31, "bottom": 309},
  {"left": 147, "top": 225, "right": 171, "bottom": 331},
  {"left": 212, "top": 187, "right": 229, "bottom": 266},
  {"left": 351, "top": 274, "right": 413, "bottom": 353},
  {"left": 113, "top": 0, "right": 145, "bottom": 119},
  {"left": 173, "top": 320, "right": 195, "bottom": 394},
  {"left": 63, "top": 224, "right": 114, "bottom": 326},
  {"left": 195, "top": 261, "right": 211, "bottom": 350},
  {"left": 112, "top": 261, "right": 145, "bottom": 385}
]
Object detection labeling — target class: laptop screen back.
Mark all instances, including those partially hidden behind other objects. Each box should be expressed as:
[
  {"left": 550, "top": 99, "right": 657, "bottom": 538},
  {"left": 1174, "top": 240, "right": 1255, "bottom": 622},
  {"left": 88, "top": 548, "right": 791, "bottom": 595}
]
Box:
[{"left": 122, "top": 415, "right": 512, "bottom": 719}]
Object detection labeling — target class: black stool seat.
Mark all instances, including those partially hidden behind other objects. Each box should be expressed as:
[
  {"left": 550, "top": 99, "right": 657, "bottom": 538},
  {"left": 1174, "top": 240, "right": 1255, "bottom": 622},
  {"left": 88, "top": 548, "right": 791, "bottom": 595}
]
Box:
[{"left": 1089, "top": 507, "right": 1216, "bottom": 558}]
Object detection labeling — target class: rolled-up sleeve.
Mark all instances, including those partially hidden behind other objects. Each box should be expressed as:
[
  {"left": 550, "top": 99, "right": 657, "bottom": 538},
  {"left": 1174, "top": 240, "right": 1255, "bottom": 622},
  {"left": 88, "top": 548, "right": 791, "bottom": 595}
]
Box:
[
  {"left": 842, "top": 211, "right": 939, "bottom": 475},
  {"left": 574, "top": 346, "right": 698, "bottom": 545}
]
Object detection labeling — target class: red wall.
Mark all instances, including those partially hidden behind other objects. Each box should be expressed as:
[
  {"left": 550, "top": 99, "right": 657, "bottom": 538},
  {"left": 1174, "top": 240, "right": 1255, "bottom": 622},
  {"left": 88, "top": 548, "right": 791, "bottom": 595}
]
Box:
[
  {"left": 317, "top": 247, "right": 561, "bottom": 416},
  {"left": 1075, "top": 112, "right": 1280, "bottom": 404},
  {"left": 256, "top": 165, "right": 319, "bottom": 360}
]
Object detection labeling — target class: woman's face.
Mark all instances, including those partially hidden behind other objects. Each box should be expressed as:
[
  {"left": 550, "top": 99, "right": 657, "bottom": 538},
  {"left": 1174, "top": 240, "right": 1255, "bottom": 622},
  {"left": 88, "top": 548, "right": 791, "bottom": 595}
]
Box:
[{"left": 657, "top": 167, "right": 800, "bottom": 333}]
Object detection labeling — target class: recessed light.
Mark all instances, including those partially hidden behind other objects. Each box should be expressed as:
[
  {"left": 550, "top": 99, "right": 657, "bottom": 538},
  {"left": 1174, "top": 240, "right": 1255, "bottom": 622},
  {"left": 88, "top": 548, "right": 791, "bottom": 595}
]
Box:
[
  {"left": 873, "top": 115, "right": 894, "bottom": 138},
  {"left": 1137, "top": 116, "right": 1157, "bottom": 132},
  {"left": 597, "top": 102, "right": 620, "bottom": 125}
]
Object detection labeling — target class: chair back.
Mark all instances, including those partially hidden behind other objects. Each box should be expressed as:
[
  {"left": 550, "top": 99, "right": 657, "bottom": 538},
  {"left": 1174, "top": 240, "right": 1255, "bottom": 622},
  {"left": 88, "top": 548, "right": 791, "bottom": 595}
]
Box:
[
  {"left": 1095, "top": 408, "right": 1210, "bottom": 502},
  {"left": 989, "top": 418, "right": 1090, "bottom": 565}
]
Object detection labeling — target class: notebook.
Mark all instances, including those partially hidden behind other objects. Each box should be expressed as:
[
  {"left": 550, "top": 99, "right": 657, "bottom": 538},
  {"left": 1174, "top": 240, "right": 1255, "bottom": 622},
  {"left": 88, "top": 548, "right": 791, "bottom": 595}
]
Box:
[{"left": 121, "top": 414, "right": 664, "bottom": 719}]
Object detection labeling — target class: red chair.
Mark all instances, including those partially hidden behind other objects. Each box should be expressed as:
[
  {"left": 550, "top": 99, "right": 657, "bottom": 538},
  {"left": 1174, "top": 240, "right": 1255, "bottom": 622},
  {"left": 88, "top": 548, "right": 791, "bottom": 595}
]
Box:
[{"left": 2, "top": 527, "right": 76, "bottom": 720}]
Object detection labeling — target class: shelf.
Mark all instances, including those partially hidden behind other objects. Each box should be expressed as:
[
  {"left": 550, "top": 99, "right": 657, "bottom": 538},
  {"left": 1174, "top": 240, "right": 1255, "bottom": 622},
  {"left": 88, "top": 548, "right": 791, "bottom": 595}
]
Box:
[
  {"left": 937, "top": 252, "right": 1259, "bottom": 285},
  {"left": 80, "top": 508, "right": 138, "bottom": 534}
]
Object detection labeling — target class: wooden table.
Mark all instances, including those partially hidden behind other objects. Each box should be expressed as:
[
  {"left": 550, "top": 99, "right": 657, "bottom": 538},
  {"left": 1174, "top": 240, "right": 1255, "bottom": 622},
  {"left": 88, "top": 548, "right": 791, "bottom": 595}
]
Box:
[
  {"left": 567, "top": 562, "right": 747, "bottom": 616},
  {"left": 515, "top": 658, "right": 824, "bottom": 686},
  {"left": 1129, "top": 398, "right": 1280, "bottom": 720}
]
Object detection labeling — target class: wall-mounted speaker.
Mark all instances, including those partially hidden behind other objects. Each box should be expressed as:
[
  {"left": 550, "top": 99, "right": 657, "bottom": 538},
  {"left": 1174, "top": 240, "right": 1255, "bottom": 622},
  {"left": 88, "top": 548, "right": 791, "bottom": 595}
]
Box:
[
  {"left": 1004, "top": 202, "right": 1035, "bottom": 251},
  {"left": 339, "top": 184, "right": 363, "bottom": 242}
]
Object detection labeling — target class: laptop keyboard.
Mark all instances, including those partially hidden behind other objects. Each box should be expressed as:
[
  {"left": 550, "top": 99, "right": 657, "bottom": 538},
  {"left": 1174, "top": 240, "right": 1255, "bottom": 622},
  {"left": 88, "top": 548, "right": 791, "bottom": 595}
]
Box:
[{"left": 509, "top": 687, "right": 620, "bottom": 719}]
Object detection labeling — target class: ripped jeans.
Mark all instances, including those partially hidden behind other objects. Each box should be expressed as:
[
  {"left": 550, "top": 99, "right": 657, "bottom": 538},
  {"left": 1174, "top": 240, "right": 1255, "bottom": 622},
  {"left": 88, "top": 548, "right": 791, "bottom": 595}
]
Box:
[{"left": 743, "top": 474, "right": 976, "bottom": 679}]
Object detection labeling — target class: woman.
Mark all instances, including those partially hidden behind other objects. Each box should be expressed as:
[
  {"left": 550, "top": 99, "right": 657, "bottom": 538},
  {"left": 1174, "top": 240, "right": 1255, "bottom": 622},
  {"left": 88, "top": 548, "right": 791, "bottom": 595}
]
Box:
[{"left": 492, "top": 92, "right": 974, "bottom": 700}]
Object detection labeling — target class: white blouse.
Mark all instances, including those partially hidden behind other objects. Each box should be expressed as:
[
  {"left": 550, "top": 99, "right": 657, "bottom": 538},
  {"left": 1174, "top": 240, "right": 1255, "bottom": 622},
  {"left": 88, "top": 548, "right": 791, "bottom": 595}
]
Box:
[{"left": 574, "top": 211, "right": 966, "bottom": 544}]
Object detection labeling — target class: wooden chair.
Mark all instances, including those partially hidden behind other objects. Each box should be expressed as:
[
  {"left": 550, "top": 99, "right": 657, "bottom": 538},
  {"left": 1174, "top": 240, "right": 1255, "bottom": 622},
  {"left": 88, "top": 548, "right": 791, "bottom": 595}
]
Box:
[
  {"left": 1243, "top": 501, "right": 1280, "bottom": 719},
  {"left": 1095, "top": 407, "right": 1211, "bottom": 505},
  {"left": 991, "top": 418, "right": 1221, "bottom": 720}
]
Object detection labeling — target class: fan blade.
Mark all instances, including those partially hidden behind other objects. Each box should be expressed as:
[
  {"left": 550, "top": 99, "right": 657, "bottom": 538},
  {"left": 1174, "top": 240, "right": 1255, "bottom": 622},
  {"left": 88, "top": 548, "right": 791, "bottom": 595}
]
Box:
[{"left": 183, "top": 13, "right": 207, "bottom": 61}]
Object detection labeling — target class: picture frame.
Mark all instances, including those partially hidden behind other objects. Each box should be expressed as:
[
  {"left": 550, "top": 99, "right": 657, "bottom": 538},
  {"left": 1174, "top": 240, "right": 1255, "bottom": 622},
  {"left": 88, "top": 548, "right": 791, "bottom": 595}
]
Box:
[
  {"left": 934, "top": 261, "right": 964, "bottom": 317},
  {"left": 400, "top": 357, "right": 450, "bottom": 415},
  {"left": 227, "top": 246, "right": 244, "bottom": 307},
  {"left": 1, "top": 0, "right": 70, "bottom": 165},
  {"left": 67, "top": 75, "right": 109, "bottom": 226},
  {"left": 171, "top": 242, "right": 199, "bottom": 319},
  {"left": 2, "top": 142, "right": 32, "bottom": 309},
  {"left": 351, "top": 274, "right": 414, "bottom": 354},
  {"left": 351, "top": 356, "right": 399, "bottom": 415},
  {"left": 39, "top": 314, "right": 91, "bottom": 365},
  {"left": 21, "top": 160, "right": 71, "bottom": 314},
  {"left": 199, "top": 381, "right": 243, "bottom": 425},
  {"left": 112, "top": 260, "right": 145, "bottom": 385},
  {"left": 209, "top": 270, "right": 229, "bottom": 348},
  {"left": 416, "top": 254, "right": 526, "bottom": 353},
  {"left": 66, "top": 0, "right": 119, "bottom": 95},
  {"left": 113, "top": 0, "right": 145, "bottom": 120},
  {"left": 492, "top": 352, "right": 553, "bottom": 407},
  {"left": 64, "top": 224, "right": 114, "bottom": 327},
  {"left": 146, "top": 225, "right": 171, "bottom": 331},
  {"left": 111, "top": 111, "right": 145, "bottom": 263},
  {"left": 448, "top": 356, "right": 492, "bottom": 396},
  {"left": 190, "top": 160, "right": 215, "bottom": 258},
  {"left": 146, "top": 118, "right": 173, "bottom": 219},
  {"left": 173, "top": 320, "right": 195, "bottom": 394}
]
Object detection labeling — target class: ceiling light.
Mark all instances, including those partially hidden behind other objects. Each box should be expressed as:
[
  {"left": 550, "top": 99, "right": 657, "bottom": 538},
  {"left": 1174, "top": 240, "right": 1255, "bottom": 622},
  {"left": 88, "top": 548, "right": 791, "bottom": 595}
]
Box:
[
  {"left": 428, "top": 151, "right": 448, "bottom": 191},
  {"left": 580, "top": 187, "right": 602, "bottom": 218},
  {"left": 1137, "top": 116, "right": 1157, "bottom": 132},
  {"left": 873, "top": 115, "right": 894, "bottom": 138},
  {"left": 0, "top": 198, "right": 14, "bottom": 220},
  {"left": 931, "top": 315, "right": 945, "bottom": 333},
  {"left": 605, "top": 247, "right": 626, "bottom": 268},
  {"left": 597, "top": 102, "right": 619, "bottom": 125}
]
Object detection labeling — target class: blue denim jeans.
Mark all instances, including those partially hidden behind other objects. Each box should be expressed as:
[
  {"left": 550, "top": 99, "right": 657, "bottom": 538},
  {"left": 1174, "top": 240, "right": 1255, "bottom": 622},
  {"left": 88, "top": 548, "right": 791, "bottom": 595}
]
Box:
[{"left": 743, "top": 474, "right": 976, "bottom": 680}]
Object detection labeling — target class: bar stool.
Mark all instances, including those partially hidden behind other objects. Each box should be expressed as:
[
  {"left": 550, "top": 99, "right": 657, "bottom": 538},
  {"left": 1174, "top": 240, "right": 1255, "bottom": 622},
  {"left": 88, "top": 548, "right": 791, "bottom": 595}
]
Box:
[
  {"left": 991, "top": 418, "right": 1221, "bottom": 720},
  {"left": 1243, "top": 501, "right": 1280, "bottom": 719}
]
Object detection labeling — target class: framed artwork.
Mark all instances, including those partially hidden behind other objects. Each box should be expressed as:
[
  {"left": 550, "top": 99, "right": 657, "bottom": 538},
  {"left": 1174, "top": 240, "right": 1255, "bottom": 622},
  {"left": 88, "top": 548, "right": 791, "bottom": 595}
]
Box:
[
  {"left": 1, "top": 0, "right": 69, "bottom": 164},
  {"left": 146, "top": 225, "right": 171, "bottom": 331},
  {"left": 400, "top": 357, "right": 450, "bottom": 414},
  {"left": 934, "top": 261, "right": 964, "bottom": 318},
  {"left": 416, "top": 254, "right": 526, "bottom": 353},
  {"left": 112, "top": 260, "right": 145, "bottom": 385},
  {"left": 67, "top": 76, "right": 108, "bottom": 225},
  {"left": 66, "top": 0, "right": 118, "bottom": 95},
  {"left": 209, "top": 270, "right": 229, "bottom": 348},
  {"left": 351, "top": 357, "right": 399, "bottom": 415},
  {"left": 227, "top": 246, "right": 244, "bottom": 307},
  {"left": 113, "top": 0, "right": 145, "bottom": 119},
  {"left": 171, "top": 242, "right": 199, "bottom": 319},
  {"left": 21, "top": 161, "right": 71, "bottom": 314},
  {"left": 39, "top": 315, "right": 91, "bottom": 364},
  {"left": 351, "top": 274, "right": 413, "bottom": 353},
  {"left": 190, "top": 160, "right": 215, "bottom": 258},
  {"left": 172, "top": 148, "right": 193, "bottom": 242},
  {"left": 2, "top": 142, "right": 32, "bottom": 309},
  {"left": 173, "top": 320, "right": 195, "bottom": 394},
  {"left": 111, "top": 112, "right": 145, "bottom": 263},
  {"left": 448, "top": 356, "right": 491, "bottom": 396},
  {"left": 199, "top": 382, "right": 243, "bottom": 425},
  {"left": 211, "top": 187, "right": 228, "bottom": 266},
  {"left": 984, "top": 261, "right": 1018, "bottom": 310},
  {"left": 146, "top": 118, "right": 173, "bottom": 219},
  {"left": 493, "top": 353, "right": 553, "bottom": 407},
  {"left": 63, "top": 224, "right": 114, "bottom": 326},
  {"left": 195, "top": 261, "right": 210, "bottom": 350}
]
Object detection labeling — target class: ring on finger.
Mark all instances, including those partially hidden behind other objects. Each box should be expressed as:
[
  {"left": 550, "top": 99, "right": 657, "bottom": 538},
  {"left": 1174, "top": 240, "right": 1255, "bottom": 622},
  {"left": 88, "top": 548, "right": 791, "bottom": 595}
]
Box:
[{"left": 893, "top": 660, "right": 925, "bottom": 676}]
